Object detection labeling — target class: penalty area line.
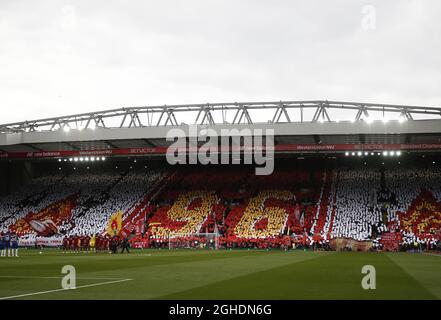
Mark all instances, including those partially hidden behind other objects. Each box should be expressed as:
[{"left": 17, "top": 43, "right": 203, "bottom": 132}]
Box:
[{"left": 0, "top": 278, "right": 133, "bottom": 300}]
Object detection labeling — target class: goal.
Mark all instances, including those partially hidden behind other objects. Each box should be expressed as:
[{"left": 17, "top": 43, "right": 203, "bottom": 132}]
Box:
[{"left": 167, "top": 232, "right": 219, "bottom": 250}]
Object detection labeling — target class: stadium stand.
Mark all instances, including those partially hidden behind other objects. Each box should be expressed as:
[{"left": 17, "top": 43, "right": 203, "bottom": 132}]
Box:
[
  {"left": 331, "top": 168, "right": 383, "bottom": 241},
  {"left": 0, "top": 160, "right": 440, "bottom": 251},
  {"left": 1, "top": 167, "right": 166, "bottom": 241}
]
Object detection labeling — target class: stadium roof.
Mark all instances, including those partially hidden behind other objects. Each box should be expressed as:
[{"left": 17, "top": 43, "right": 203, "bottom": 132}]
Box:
[{"left": 1, "top": 100, "right": 441, "bottom": 158}]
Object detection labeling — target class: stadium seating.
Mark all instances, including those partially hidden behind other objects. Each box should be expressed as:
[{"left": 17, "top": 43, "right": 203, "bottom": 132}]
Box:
[
  {"left": 148, "top": 190, "right": 218, "bottom": 237},
  {"left": 331, "top": 168, "right": 383, "bottom": 241},
  {"left": 0, "top": 162, "right": 440, "bottom": 251},
  {"left": 144, "top": 165, "right": 324, "bottom": 248},
  {"left": 0, "top": 167, "right": 166, "bottom": 241}
]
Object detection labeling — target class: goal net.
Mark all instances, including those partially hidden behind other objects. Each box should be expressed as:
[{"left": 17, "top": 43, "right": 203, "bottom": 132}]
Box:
[{"left": 167, "top": 232, "right": 219, "bottom": 250}]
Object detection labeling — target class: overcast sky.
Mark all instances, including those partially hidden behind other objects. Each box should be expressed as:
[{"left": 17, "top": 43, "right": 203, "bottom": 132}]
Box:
[{"left": 0, "top": 0, "right": 440, "bottom": 124}]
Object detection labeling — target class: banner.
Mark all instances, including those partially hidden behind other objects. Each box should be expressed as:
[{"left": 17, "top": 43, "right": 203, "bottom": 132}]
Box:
[
  {"left": 135, "top": 219, "right": 145, "bottom": 234},
  {"left": 387, "top": 220, "right": 399, "bottom": 232},
  {"left": 381, "top": 232, "right": 402, "bottom": 241},
  {"left": 19, "top": 236, "right": 63, "bottom": 247},
  {"left": 106, "top": 211, "right": 122, "bottom": 236},
  {"left": 380, "top": 232, "right": 402, "bottom": 251},
  {"left": 9, "top": 194, "right": 77, "bottom": 236},
  {"left": 330, "top": 238, "right": 373, "bottom": 252},
  {"left": 2, "top": 143, "right": 441, "bottom": 159},
  {"left": 130, "top": 239, "right": 149, "bottom": 249}
]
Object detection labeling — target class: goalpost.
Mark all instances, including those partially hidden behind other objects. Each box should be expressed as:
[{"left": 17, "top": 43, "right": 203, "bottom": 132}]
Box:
[{"left": 167, "top": 232, "right": 220, "bottom": 250}]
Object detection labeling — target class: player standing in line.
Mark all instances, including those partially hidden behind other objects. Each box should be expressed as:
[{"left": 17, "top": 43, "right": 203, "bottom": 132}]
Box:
[
  {"left": 4, "top": 232, "right": 11, "bottom": 257},
  {"left": 65, "top": 236, "right": 70, "bottom": 252},
  {"left": 68, "top": 236, "right": 74, "bottom": 253},
  {"left": 62, "top": 236, "right": 68, "bottom": 253},
  {"left": 0, "top": 233, "right": 5, "bottom": 257},
  {"left": 78, "top": 235, "right": 83, "bottom": 252},
  {"left": 89, "top": 234, "right": 96, "bottom": 253},
  {"left": 78, "top": 235, "right": 82, "bottom": 252},
  {"left": 73, "top": 234, "right": 79, "bottom": 253},
  {"left": 95, "top": 235, "right": 101, "bottom": 252},
  {"left": 105, "top": 236, "right": 111, "bottom": 253},
  {"left": 11, "top": 233, "right": 19, "bottom": 257},
  {"left": 84, "top": 235, "right": 90, "bottom": 253}
]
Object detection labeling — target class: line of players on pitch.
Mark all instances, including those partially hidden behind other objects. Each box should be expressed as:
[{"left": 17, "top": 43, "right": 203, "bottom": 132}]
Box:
[
  {"left": 62, "top": 234, "right": 115, "bottom": 253},
  {"left": 0, "top": 233, "right": 19, "bottom": 257}
]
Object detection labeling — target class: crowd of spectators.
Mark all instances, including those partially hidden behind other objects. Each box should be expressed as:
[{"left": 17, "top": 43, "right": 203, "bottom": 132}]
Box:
[
  {"left": 331, "top": 168, "right": 383, "bottom": 241},
  {"left": 0, "top": 167, "right": 166, "bottom": 242},
  {"left": 0, "top": 163, "right": 440, "bottom": 252}
]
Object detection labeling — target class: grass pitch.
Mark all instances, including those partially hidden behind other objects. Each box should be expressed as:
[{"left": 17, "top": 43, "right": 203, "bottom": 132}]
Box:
[{"left": 0, "top": 249, "right": 440, "bottom": 300}]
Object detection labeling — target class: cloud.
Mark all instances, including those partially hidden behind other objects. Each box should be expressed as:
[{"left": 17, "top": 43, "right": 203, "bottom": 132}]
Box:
[{"left": 0, "top": 0, "right": 440, "bottom": 124}]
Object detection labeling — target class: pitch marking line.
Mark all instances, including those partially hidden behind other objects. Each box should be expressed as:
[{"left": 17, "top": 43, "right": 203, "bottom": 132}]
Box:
[
  {"left": 0, "top": 276, "right": 128, "bottom": 280},
  {"left": 0, "top": 278, "right": 133, "bottom": 300}
]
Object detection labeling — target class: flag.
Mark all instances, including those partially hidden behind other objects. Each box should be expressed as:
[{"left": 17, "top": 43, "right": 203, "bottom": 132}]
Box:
[
  {"left": 136, "top": 218, "right": 145, "bottom": 235},
  {"left": 107, "top": 211, "right": 122, "bottom": 236},
  {"left": 294, "top": 204, "right": 300, "bottom": 220},
  {"left": 299, "top": 212, "right": 305, "bottom": 227}
]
